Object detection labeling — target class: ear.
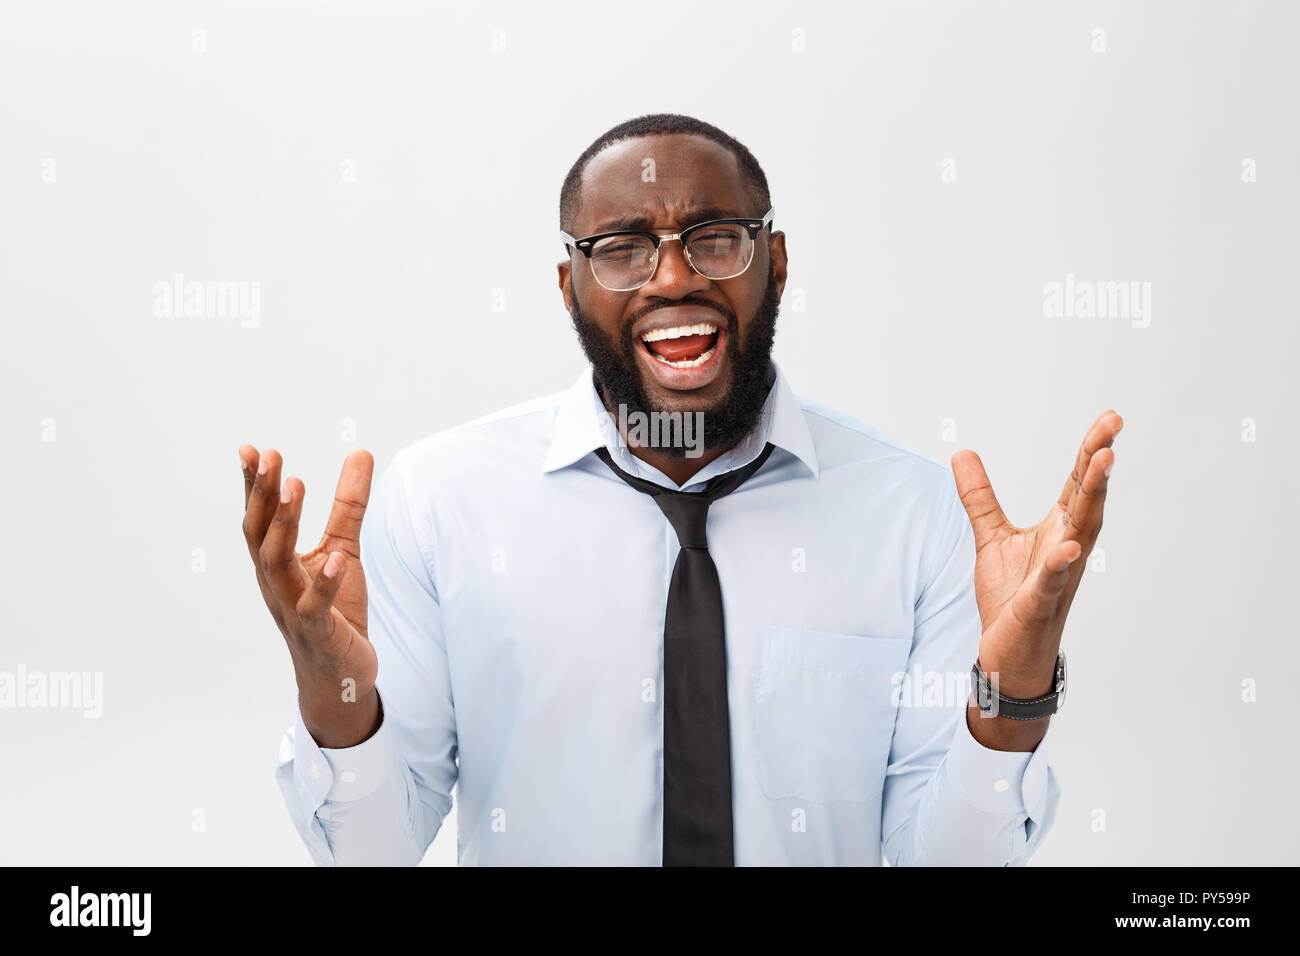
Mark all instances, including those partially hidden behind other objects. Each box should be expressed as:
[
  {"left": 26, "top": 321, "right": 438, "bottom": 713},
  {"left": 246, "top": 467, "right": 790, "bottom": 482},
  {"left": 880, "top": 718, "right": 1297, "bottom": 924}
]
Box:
[
  {"left": 768, "top": 230, "right": 788, "bottom": 301},
  {"left": 557, "top": 259, "right": 573, "bottom": 314}
]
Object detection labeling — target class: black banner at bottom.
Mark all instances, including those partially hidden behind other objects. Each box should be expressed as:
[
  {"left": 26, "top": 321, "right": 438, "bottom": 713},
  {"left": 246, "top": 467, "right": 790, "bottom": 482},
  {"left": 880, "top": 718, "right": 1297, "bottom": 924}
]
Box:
[{"left": 0, "top": 864, "right": 1281, "bottom": 941}]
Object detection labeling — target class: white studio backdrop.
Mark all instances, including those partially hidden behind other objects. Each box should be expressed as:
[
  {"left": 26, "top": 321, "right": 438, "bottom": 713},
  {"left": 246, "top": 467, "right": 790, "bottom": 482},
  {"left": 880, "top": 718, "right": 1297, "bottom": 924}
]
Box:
[{"left": 1, "top": 0, "right": 1297, "bottom": 865}]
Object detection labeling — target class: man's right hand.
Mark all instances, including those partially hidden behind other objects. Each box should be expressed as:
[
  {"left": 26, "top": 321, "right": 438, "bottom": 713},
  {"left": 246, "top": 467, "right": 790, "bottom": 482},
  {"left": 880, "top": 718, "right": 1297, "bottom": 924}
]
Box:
[{"left": 239, "top": 444, "right": 381, "bottom": 749}]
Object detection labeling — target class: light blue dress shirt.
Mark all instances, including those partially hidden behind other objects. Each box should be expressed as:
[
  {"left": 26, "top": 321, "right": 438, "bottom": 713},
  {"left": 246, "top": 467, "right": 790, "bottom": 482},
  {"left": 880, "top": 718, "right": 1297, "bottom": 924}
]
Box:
[{"left": 276, "top": 362, "right": 1060, "bottom": 865}]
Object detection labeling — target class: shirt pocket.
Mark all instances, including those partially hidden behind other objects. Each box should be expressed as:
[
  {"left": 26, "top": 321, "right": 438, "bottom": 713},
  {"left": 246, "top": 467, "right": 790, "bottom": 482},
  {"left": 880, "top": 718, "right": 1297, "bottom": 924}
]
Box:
[{"left": 754, "top": 624, "right": 913, "bottom": 804}]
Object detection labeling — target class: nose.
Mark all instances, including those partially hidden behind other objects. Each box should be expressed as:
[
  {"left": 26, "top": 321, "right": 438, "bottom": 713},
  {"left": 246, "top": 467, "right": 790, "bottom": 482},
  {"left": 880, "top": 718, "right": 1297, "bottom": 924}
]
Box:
[{"left": 638, "top": 238, "right": 712, "bottom": 299}]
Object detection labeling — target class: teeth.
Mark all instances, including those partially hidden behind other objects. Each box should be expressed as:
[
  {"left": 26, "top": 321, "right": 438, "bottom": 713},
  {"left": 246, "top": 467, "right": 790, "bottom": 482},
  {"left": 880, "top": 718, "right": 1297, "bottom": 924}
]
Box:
[
  {"left": 652, "top": 345, "right": 716, "bottom": 369},
  {"left": 640, "top": 322, "right": 718, "bottom": 343}
]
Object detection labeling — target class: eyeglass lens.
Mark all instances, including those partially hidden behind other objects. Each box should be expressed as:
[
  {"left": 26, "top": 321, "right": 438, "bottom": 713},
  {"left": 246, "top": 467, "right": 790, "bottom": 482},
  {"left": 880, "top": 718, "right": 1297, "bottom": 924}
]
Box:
[{"left": 588, "top": 224, "right": 754, "bottom": 291}]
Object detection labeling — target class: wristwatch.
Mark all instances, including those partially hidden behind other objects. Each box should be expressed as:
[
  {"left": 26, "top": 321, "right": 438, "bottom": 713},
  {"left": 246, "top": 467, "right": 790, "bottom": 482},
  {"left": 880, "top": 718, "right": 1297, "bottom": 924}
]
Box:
[{"left": 970, "top": 652, "right": 1067, "bottom": 720}]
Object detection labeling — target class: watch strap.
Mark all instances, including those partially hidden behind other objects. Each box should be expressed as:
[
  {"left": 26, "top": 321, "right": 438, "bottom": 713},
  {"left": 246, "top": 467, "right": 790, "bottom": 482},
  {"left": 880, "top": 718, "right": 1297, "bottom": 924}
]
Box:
[{"left": 971, "top": 652, "right": 1066, "bottom": 720}]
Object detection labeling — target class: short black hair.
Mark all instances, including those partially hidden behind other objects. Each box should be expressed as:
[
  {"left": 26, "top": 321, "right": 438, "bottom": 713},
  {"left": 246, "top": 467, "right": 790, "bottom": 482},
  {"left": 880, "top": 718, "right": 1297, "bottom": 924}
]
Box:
[{"left": 559, "top": 113, "right": 771, "bottom": 235}]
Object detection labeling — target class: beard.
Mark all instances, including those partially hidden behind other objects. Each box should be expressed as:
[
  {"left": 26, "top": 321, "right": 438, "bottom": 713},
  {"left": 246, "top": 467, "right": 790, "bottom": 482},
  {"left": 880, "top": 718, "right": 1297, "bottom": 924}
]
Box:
[{"left": 568, "top": 264, "right": 781, "bottom": 459}]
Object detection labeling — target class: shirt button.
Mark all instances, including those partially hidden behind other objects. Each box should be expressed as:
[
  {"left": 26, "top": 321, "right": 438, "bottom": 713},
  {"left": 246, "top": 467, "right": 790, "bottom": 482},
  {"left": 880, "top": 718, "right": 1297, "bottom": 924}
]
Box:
[
  {"left": 340, "top": 770, "right": 358, "bottom": 784},
  {"left": 310, "top": 762, "right": 324, "bottom": 780},
  {"left": 992, "top": 778, "right": 1010, "bottom": 792}
]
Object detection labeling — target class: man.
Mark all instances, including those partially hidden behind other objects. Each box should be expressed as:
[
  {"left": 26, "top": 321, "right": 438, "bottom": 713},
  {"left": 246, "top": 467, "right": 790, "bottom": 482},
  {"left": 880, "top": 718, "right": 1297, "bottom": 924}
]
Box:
[{"left": 240, "top": 113, "right": 1121, "bottom": 866}]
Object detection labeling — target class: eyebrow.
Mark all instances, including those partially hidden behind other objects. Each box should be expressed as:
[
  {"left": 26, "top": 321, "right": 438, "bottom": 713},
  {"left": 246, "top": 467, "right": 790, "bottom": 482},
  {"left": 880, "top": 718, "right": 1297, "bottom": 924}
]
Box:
[{"left": 589, "top": 205, "right": 748, "bottom": 235}]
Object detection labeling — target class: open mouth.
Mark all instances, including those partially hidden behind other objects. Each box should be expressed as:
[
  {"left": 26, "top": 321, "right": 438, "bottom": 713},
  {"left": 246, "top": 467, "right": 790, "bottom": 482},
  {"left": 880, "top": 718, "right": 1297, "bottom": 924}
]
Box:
[{"left": 639, "top": 322, "right": 720, "bottom": 369}]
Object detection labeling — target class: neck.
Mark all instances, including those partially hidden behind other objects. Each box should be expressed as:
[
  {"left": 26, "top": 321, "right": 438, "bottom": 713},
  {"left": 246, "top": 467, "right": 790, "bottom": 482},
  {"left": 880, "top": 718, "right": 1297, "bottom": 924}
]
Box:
[
  {"left": 631, "top": 440, "right": 728, "bottom": 488},
  {"left": 597, "top": 363, "right": 776, "bottom": 488}
]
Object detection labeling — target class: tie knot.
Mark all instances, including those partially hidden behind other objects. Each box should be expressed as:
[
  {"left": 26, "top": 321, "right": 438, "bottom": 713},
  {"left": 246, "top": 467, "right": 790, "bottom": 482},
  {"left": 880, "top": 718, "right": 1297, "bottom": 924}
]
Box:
[
  {"left": 652, "top": 492, "right": 712, "bottom": 549},
  {"left": 592, "top": 442, "right": 777, "bottom": 553}
]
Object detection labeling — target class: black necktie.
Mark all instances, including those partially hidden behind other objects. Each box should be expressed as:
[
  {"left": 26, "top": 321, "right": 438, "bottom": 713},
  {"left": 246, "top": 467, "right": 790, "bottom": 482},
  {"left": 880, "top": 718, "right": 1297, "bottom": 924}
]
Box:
[{"left": 593, "top": 441, "right": 776, "bottom": 866}]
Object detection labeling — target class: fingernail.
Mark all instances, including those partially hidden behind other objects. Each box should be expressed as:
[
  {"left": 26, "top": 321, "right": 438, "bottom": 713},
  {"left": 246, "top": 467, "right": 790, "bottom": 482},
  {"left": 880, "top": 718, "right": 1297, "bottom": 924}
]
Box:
[
  {"left": 280, "top": 483, "right": 291, "bottom": 504},
  {"left": 257, "top": 454, "right": 268, "bottom": 476},
  {"left": 323, "top": 553, "right": 341, "bottom": 578},
  {"left": 1104, "top": 463, "right": 1113, "bottom": 478},
  {"left": 239, "top": 455, "right": 248, "bottom": 474}
]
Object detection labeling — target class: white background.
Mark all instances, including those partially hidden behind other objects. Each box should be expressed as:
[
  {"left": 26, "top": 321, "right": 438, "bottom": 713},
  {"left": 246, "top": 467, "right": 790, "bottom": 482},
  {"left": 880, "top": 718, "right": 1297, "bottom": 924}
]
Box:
[{"left": 1, "top": 0, "right": 1296, "bottom": 865}]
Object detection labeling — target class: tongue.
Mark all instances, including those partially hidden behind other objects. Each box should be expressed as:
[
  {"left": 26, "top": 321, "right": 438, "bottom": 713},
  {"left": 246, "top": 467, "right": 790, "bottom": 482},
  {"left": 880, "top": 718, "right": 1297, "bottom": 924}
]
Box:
[{"left": 646, "top": 333, "right": 715, "bottom": 362}]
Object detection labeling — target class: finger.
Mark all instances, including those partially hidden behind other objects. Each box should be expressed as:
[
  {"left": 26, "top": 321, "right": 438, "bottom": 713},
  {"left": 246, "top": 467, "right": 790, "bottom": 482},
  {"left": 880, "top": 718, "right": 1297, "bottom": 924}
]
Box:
[
  {"left": 260, "top": 474, "right": 309, "bottom": 606},
  {"left": 296, "top": 550, "right": 347, "bottom": 641},
  {"left": 239, "top": 445, "right": 258, "bottom": 507},
  {"left": 1009, "top": 540, "right": 1081, "bottom": 630},
  {"left": 1064, "top": 445, "right": 1114, "bottom": 545},
  {"left": 321, "top": 449, "right": 375, "bottom": 558},
  {"left": 241, "top": 447, "right": 282, "bottom": 558},
  {"left": 1058, "top": 411, "right": 1123, "bottom": 512},
  {"left": 1065, "top": 412, "right": 1122, "bottom": 520},
  {"left": 951, "top": 450, "right": 1010, "bottom": 551},
  {"left": 1055, "top": 409, "right": 1114, "bottom": 510}
]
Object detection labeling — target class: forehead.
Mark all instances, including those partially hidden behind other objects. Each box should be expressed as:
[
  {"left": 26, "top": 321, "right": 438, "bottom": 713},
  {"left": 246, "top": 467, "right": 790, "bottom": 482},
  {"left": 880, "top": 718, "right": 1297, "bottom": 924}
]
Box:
[{"left": 574, "top": 133, "right": 753, "bottom": 235}]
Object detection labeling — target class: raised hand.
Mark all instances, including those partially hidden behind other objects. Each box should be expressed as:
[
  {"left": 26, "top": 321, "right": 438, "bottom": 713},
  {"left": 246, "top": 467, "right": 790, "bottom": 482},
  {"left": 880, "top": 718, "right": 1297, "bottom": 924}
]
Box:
[
  {"left": 239, "top": 444, "right": 380, "bottom": 748},
  {"left": 952, "top": 411, "right": 1123, "bottom": 744}
]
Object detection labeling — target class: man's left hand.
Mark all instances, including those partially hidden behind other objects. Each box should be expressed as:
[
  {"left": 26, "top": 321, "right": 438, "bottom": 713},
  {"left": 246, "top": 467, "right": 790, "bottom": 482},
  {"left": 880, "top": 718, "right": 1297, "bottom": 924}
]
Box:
[{"left": 952, "top": 410, "right": 1123, "bottom": 746}]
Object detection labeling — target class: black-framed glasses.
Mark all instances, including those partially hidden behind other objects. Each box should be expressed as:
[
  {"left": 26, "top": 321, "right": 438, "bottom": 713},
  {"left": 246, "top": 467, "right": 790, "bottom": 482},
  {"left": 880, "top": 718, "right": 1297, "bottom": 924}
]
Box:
[{"left": 560, "top": 206, "right": 775, "bottom": 292}]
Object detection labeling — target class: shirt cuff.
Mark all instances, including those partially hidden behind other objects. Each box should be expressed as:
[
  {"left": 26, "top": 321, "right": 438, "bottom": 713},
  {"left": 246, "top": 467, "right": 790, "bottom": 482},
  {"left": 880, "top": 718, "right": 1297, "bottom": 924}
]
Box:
[
  {"left": 944, "top": 709, "right": 1054, "bottom": 820},
  {"left": 317, "top": 704, "right": 396, "bottom": 803},
  {"left": 289, "top": 698, "right": 396, "bottom": 805}
]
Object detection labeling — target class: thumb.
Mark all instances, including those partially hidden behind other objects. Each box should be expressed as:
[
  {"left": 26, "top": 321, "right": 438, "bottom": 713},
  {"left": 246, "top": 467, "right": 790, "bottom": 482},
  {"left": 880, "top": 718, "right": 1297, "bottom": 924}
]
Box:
[
  {"left": 321, "top": 449, "right": 375, "bottom": 556},
  {"left": 951, "top": 449, "right": 1008, "bottom": 549}
]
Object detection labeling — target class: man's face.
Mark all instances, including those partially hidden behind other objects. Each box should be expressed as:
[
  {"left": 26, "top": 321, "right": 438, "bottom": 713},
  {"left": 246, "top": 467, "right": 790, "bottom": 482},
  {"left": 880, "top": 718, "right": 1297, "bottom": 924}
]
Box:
[{"left": 558, "top": 133, "right": 788, "bottom": 454}]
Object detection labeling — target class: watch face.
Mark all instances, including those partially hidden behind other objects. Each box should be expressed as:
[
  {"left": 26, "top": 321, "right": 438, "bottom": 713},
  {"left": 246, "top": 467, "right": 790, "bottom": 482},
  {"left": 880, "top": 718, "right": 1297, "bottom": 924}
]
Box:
[
  {"left": 1056, "top": 652, "right": 1067, "bottom": 713},
  {"left": 973, "top": 662, "right": 994, "bottom": 713}
]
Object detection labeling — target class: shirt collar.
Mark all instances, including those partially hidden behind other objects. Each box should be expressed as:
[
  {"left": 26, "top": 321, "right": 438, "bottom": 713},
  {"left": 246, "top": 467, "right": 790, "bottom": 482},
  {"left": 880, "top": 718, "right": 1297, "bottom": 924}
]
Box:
[{"left": 540, "top": 360, "right": 819, "bottom": 482}]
